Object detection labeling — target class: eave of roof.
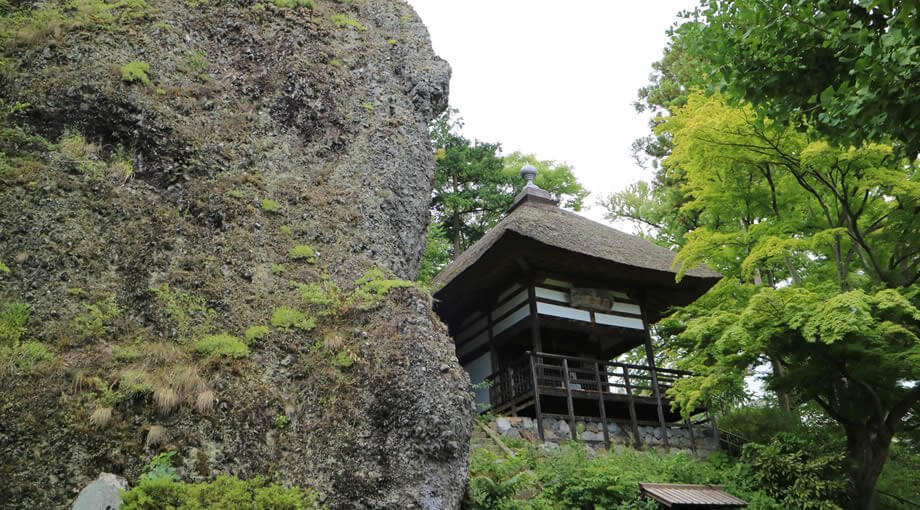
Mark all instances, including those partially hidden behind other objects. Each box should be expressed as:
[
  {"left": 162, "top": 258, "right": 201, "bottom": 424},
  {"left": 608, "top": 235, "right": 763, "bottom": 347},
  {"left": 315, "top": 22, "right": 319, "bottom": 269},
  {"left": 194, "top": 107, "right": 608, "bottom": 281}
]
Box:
[{"left": 431, "top": 196, "right": 721, "bottom": 293}]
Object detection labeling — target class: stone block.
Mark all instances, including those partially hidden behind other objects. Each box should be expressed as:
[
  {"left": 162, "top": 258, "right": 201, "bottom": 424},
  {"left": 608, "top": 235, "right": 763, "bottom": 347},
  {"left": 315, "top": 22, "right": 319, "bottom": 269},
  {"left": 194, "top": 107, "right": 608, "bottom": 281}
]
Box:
[{"left": 72, "top": 473, "right": 128, "bottom": 510}]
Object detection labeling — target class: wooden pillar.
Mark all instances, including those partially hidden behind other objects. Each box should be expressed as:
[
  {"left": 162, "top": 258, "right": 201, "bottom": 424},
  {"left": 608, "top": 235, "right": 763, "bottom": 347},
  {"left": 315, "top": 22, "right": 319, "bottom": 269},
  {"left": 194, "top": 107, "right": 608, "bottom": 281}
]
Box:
[
  {"left": 622, "top": 366, "right": 642, "bottom": 449},
  {"left": 562, "top": 358, "right": 577, "bottom": 441},
  {"left": 643, "top": 336, "right": 670, "bottom": 449},
  {"left": 594, "top": 361, "right": 610, "bottom": 447},
  {"left": 526, "top": 282, "right": 545, "bottom": 440},
  {"left": 639, "top": 294, "right": 669, "bottom": 449},
  {"left": 529, "top": 353, "right": 544, "bottom": 441},
  {"left": 527, "top": 284, "right": 542, "bottom": 353}
]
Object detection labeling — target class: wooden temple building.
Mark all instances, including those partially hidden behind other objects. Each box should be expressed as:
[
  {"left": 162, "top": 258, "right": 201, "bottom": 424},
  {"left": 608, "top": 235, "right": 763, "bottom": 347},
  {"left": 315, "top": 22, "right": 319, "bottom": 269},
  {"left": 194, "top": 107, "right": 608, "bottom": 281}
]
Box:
[{"left": 431, "top": 165, "right": 723, "bottom": 448}]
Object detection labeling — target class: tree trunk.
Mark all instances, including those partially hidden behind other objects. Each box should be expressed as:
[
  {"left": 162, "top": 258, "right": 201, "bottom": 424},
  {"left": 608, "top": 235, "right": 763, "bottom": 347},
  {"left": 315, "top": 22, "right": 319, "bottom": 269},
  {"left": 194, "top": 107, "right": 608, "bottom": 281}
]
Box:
[
  {"left": 452, "top": 213, "right": 462, "bottom": 256},
  {"left": 845, "top": 421, "right": 892, "bottom": 510},
  {"left": 768, "top": 355, "right": 792, "bottom": 412}
]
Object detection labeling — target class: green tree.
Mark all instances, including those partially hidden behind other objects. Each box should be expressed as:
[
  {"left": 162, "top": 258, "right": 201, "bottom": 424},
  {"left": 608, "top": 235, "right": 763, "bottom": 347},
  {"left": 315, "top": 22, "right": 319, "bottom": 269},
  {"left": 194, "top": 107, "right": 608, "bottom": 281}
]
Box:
[
  {"left": 644, "top": 92, "right": 920, "bottom": 509},
  {"left": 677, "top": 0, "right": 920, "bottom": 156},
  {"left": 429, "top": 109, "right": 511, "bottom": 257},
  {"left": 428, "top": 109, "right": 589, "bottom": 260}
]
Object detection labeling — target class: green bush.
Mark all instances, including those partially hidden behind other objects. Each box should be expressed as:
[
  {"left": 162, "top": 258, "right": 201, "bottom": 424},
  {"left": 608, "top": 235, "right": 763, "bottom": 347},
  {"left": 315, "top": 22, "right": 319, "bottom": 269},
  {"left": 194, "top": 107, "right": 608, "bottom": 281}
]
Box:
[
  {"left": 330, "top": 13, "right": 367, "bottom": 30},
  {"left": 288, "top": 245, "right": 316, "bottom": 263},
  {"left": 261, "top": 199, "right": 281, "bottom": 213},
  {"left": 1, "top": 340, "right": 53, "bottom": 371},
  {"left": 121, "top": 475, "right": 322, "bottom": 509},
  {"left": 267, "top": 0, "right": 314, "bottom": 8},
  {"left": 245, "top": 325, "right": 270, "bottom": 344},
  {"left": 271, "top": 307, "right": 315, "bottom": 331},
  {"left": 742, "top": 432, "right": 848, "bottom": 509},
  {"left": 0, "top": 301, "right": 29, "bottom": 346},
  {"left": 121, "top": 61, "right": 151, "bottom": 85},
  {"left": 193, "top": 334, "right": 249, "bottom": 358}
]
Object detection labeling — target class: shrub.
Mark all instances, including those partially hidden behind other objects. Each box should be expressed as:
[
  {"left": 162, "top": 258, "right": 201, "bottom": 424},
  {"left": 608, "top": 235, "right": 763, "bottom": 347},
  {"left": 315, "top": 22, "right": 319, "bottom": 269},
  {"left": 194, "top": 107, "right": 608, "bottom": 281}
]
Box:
[
  {"left": 332, "top": 350, "right": 354, "bottom": 369},
  {"left": 0, "top": 261, "right": 8, "bottom": 272},
  {"left": 330, "top": 13, "right": 367, "bottom": 30},
  {"left": 288, "top": 245, "right": 316, "bottom": 263},
  {"left": 261, "top": 198, "right": 281, "bottom": 213},
  {"left": 742, "top": 433, "right": 848, "bottom": 509},
  {"left": 1, "top": 340, "right": 53, "bottom": 371},
  {"left": 244, "top": 325, "right": 270, "bottom": 343},
  {"left": 193, "top": 334, "right": 249, "bottom": 358},
  {"left": 279, "top": 225, "right": 292, "bottom": 235},
  {"left": 271, "top": 307, "right": 315, "bottom": 331},
  {"left": 121, "top": 475, "right": 322, "bottom": 510},
  {"left": 121, "top": 61, "right": 151, "bottom": 85},
  {"left": 271, "top": 264, "right": 286, "bottom": 275},
  {"left": 267, "top": 0, "right": 314, "bottom": 8},
  {"left": 0, "top": 301, "right": 29, "bottom": 346}
]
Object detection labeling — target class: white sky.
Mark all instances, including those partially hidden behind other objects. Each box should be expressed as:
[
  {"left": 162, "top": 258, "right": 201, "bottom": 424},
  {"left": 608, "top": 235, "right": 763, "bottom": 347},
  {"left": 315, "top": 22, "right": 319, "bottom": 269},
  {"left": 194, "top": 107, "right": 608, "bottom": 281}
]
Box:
[{"left": 408, "top": 0, "right": 698, "bottom": 223}]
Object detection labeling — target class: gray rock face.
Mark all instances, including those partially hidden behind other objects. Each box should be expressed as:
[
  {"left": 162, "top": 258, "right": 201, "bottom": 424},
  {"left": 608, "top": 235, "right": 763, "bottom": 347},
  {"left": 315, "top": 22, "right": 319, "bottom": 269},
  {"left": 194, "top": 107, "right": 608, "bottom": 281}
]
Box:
[
  {"left": 0, "top": 1, "right": 472, "bottom": 509},
  {"left": 71, "top": 473, "right": 128, "bottom": 510}
]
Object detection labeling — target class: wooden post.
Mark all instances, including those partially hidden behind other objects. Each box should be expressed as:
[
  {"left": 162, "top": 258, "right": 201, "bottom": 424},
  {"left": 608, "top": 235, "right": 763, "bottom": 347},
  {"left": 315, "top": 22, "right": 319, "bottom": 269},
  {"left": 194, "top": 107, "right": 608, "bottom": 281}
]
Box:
[
  {"left": 594, "top": 361, "right": 610, "bottom": 447},
  {"left": 622, "top": 366, "right": 642, "bottom": 449},
  {"left": 562, "top": 358, "right": 577, "bottom": 441},
  {"left": 506, "top": 366, "right": 515, "bottom": 415},
  {"left": 639, "top": 295, "right": 670, "bottom": 449},
  {"left": 527, "top": 284, "right": 542, "bottom": 353},
  {"left": 529, "top": 353, "right": 544, "bottom": 441}
]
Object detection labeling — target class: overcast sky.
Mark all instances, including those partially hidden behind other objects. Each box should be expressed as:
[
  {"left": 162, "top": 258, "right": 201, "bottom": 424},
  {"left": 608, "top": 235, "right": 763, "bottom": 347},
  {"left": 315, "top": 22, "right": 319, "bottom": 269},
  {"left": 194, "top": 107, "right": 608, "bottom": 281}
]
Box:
[{"left": 407, "top": 0, "right": 697, "bottom": 224}]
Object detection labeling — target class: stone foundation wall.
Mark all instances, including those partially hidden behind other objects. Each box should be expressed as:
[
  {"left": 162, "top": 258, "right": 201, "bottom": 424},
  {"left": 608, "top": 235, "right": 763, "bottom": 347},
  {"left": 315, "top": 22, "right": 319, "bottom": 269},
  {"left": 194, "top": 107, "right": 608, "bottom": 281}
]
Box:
[{"left": 489, "top": 416, "right": 719, "bottom": 454}]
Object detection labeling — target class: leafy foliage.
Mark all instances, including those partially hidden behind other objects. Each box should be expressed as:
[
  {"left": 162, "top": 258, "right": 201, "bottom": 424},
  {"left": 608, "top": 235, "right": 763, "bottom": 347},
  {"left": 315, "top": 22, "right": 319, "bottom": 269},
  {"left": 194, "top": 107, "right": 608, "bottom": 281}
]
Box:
[
  {"left": 743, "top": 433, "right": 848, "bottom": 509},
  {"left": 121, "top": 61, "right": 151, "bottom": 85},
  {"left": 121, "top": 475, "right": 322, "bottom": 509},
  {"left": 428, "top": 109, "right": 588, "bottom": 261},
  {"left": 678, "top": 0, "right": 920, "bottom": 157},
  {"left": 193, "top": 334, "right": 249, "bottom": 358},
  {"left": 288, "top": 245, "right": 316, "bottom": 263}
]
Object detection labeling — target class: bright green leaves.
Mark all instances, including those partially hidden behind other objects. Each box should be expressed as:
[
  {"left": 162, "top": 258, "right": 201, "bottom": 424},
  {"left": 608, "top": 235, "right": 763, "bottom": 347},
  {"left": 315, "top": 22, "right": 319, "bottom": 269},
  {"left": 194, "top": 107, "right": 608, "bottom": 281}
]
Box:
[{"left": 679, "top": 0, "right": 920, "bottom": 156}]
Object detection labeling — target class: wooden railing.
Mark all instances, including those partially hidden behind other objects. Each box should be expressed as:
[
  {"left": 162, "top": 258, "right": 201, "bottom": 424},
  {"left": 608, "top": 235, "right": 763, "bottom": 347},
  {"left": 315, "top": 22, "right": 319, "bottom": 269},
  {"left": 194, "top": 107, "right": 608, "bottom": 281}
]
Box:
[
  {"left": 485, "top": 351, "right": 692, "bottom": 409},
  {"left": 483, "top": 351, "right": 703, "bottom": 448}
]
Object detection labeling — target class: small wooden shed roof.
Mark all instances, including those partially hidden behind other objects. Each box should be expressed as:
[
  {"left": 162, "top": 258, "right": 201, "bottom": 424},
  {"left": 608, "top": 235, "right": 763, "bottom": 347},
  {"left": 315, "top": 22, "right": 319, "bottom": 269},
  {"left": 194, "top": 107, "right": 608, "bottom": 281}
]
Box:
[{"left": 639, "top": 483, "right": 748, "bottom": 508}]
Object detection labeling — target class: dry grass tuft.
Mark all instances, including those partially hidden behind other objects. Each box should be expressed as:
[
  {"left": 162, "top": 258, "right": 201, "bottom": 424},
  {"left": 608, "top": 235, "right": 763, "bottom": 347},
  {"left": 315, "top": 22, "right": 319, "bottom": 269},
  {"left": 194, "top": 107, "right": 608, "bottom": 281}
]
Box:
[
  {"left": 89, "top": 407, "right": 113, "bottom": 429},
  {"left": 196, "top": 390, "right": 215, "bottom": 415},
  {"left": 146, "top": 425, "right": 167, "bottom": 448},
  {"left": 175, "top": 364, "right": 206, "bottom": 395},
  {"left": 153, "top": 385, "right": 179, "bottom": 415},
  {"left": 324, "top": 334, "right": 345, "bottom": 351},
  {"left": 141, "top": 343, "right": 186, "bottom": 366}
]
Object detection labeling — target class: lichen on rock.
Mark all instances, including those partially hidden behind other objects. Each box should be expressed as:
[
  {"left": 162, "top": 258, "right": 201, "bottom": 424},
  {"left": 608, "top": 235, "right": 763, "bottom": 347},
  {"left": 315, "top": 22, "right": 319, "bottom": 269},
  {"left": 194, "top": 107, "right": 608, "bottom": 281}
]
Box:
[{"left": 0, "top": 0, "right": 472, "bottom": 507}]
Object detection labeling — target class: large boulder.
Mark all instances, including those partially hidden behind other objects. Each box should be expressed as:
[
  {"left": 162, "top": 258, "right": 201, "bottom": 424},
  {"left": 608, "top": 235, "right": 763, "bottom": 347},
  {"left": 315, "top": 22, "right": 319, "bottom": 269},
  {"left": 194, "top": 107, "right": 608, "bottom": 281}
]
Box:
[{"left": 0, "top": 0, "right": 473, "bottom": 508}]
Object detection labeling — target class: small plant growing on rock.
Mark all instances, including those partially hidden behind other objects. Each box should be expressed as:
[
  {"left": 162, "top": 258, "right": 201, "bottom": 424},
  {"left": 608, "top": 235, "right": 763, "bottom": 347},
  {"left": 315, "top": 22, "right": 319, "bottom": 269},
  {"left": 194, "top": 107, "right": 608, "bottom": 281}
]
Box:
[
  {"left": 275, "top": 414, "right": 291, "bottom": 429},
  {"left": 244, "top": 325, "right": 269, "bottom": 343},
  {"left": 332, "top": 350, "right": 354, "bottom": 369},
  {"left": 279, "top": 225, "right": 292, "bottom": 235},
  {"left": 193, "top": 333, "right": 249, "bottom": 358},
  {"left": 288, "top": 245, "right": 316, "bottom": 263},
  {"left": 271, "top": 263, "right": 285, "bottom": 275},
  {"left": 145, "top": 425, "right": 167, "bottom": 449},
  {"left": 331, "top": 13, "right": 367, "bottom": 31},
  {"left": 271, "top": 306, "right": 315, "bottom": 331},
  {"left": 261, "top": 198, "right": 281, "bottom": 213},
  {"left": 89, "top": 407, "right": 114, "bottom": 429},
  {"left": 0, "top": 262, "right": 8, "bottom": 272},
  {"left": 121, "top": 61, "right": 151, "bottom": 85},
  {"left": 139, "top": 451, "right": 177, "bottom": 482}
]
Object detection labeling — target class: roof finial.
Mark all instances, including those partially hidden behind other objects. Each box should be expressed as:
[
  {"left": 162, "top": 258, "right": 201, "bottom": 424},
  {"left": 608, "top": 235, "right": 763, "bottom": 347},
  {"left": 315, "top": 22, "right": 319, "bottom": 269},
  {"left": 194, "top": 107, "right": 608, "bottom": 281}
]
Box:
[{"left": 521, "top": 163, "right": 538, "bottom": 187}]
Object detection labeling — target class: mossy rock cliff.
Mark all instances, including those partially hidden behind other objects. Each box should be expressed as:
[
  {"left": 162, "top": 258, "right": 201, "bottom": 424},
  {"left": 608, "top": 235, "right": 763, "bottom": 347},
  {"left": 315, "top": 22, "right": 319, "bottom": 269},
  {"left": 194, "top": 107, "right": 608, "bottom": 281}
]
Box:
[{"left": 0, "top": 0, "right": 474, "bottom": 507}]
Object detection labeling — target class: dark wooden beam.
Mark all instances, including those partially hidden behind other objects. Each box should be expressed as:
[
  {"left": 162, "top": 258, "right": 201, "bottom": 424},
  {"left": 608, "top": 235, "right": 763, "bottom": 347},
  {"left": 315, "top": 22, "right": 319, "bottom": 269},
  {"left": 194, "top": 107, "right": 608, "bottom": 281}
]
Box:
[{"left": 640, "top": 292, "right": 670, "bottom": 449}]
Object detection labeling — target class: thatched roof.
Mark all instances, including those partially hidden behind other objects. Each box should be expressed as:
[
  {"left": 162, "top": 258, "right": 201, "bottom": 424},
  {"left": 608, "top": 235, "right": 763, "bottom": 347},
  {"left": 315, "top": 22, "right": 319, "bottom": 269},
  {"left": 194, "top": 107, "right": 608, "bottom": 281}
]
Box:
[{"left": 432, "top": 192, "right": 721, "bottom": 290}]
